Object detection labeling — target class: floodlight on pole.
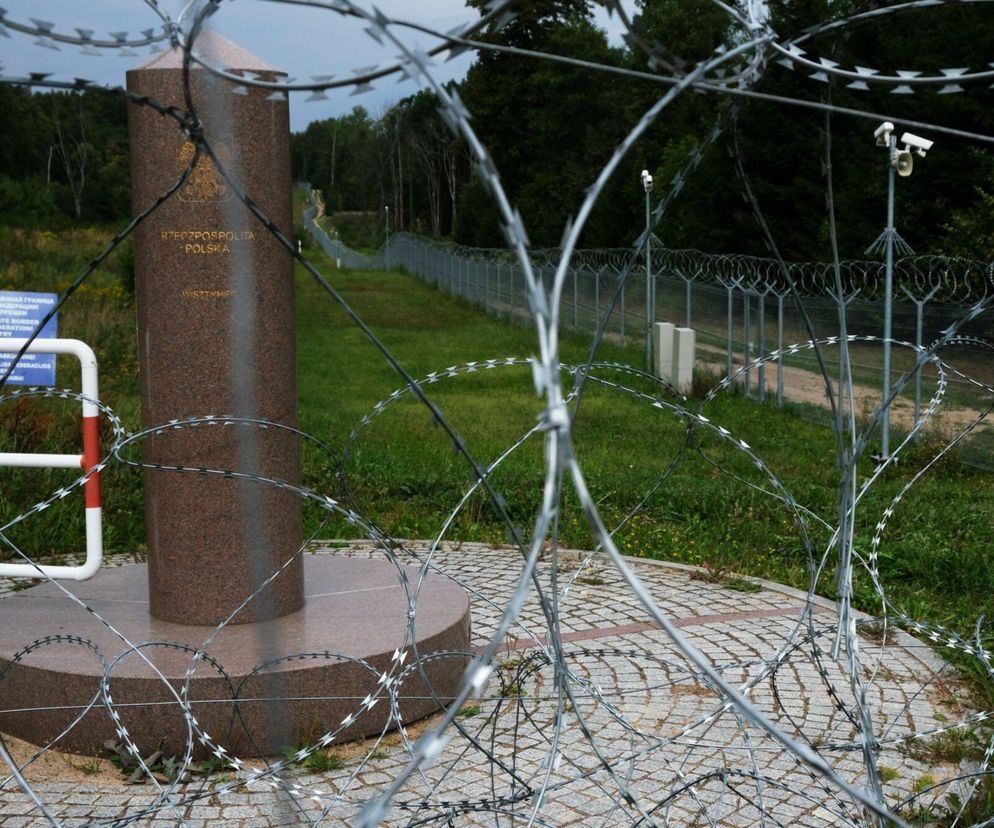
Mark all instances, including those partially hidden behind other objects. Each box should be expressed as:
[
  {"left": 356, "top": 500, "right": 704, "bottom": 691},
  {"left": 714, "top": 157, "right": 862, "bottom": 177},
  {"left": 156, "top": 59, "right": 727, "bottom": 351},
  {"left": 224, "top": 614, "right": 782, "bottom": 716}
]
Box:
[
  {"left": 642, "top": 170, "right": 654, "bottom": 374},
  {"left": 866, "top": 122, "right": 931, "bottom": 460}
]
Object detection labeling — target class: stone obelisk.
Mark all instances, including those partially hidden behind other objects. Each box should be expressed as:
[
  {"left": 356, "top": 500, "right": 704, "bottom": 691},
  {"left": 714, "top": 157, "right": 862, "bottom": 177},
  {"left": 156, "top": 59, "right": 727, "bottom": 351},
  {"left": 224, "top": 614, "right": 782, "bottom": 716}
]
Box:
[
  {"left": 126, "top": 32, "right": 303, "bottom": 625},
  {"left": 0, "top": 35, "right": 471, "bottom": 759}
]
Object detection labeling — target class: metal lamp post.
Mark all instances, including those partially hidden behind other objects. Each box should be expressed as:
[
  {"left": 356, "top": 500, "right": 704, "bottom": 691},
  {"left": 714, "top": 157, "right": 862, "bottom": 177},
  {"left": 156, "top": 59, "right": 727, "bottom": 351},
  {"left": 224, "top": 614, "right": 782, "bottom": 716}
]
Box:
[
  {"left": 641, "top": 169, "right": 654, "bottom": 374},
  {"left": 866, "top": 123, "right": 931, "bottom": 460},
  {"left": 384, "top": 204, "right": 390, "bottom": 267}
]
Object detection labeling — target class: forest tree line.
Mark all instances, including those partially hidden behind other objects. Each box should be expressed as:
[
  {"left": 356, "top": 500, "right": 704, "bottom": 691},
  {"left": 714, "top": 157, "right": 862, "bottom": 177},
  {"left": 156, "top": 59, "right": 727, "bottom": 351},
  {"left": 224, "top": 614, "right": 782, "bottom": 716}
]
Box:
[
  {"left": 0, "top": 85, "right": 131, "bottom": 227},
  {"left": 1, "top": 0, "right": 993, "bottom": 262},
  {"left": 291, "top": 0, "right": 994, "bottom": 261}
]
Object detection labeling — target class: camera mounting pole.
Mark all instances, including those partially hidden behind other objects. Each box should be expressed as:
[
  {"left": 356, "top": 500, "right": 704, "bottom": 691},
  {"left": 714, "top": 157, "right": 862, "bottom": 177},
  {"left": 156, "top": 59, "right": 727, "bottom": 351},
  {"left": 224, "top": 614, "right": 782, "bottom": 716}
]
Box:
[
  {"left": 642, "top": 169, "right": 654, "bottom": 374},
  {"left": 866, "top": 124, "right": 919, "bottom": 460}
]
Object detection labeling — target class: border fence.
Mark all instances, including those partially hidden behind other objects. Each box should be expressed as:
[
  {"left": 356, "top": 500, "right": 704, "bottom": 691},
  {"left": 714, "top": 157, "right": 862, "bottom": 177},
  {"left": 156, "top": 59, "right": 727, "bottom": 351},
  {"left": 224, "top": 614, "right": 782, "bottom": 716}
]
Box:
[{"left": 303, "top": 191, "right": 994, "bottom": 465}]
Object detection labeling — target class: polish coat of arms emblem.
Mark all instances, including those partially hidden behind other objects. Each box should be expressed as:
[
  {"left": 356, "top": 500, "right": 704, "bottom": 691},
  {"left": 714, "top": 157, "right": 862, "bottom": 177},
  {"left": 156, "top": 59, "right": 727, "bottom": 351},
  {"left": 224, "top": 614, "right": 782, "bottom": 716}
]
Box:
[{"left": 177, "top": 140, "right": 233, "bottom": 203}]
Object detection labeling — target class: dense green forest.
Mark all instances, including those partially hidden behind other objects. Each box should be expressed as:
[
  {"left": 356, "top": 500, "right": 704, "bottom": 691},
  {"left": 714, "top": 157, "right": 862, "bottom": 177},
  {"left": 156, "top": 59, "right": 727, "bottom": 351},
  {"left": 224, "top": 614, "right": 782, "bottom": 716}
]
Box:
[
  {"left": 292, "top": 0, "right": 994, "bottom": 260},
  {"left": 2, "top": 0, "right": 993, "bottom": 261},
  {"left": 0, "top": 85, "right": 131, "bottom": 227}
]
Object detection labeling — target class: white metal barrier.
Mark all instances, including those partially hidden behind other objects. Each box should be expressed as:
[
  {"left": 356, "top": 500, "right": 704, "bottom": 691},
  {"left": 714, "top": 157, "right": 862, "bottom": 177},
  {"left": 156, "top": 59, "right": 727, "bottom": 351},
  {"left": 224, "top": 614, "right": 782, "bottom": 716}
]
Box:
[{"left": 0, "top": 338, "right": 102, "bottom": 580}]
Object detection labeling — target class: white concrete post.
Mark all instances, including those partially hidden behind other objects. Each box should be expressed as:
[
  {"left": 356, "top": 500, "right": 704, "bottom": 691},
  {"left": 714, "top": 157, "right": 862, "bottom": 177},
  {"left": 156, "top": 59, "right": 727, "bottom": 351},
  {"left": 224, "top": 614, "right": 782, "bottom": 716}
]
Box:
[
  {"left": 654, "top": 321, "right": 675, "bottom": 383},
  {"left": 673, "top": 326, "right": 696, "bottom": 395}
]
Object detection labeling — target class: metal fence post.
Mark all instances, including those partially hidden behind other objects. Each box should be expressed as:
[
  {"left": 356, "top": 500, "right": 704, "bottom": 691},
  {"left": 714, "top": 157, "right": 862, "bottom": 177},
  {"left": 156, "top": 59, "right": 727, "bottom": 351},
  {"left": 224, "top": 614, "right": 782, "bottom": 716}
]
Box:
[
  {"left": 620, "top": 269, "right": 626, "bottom": 343},
  {"left": 777, "top": 293, "right": 785, "bottom": 406},
  {"left": 684, "top": 276, "right": 692, "bottom": 328},
  {"left": 496, "top": 263, "right": 502, "bottom": 316},
  {"left": 573, "top": 267, "right": 579, "bottom": 330},
  {"left": 744, "top": 291, "right": 752, "bottom": 399},
  {"left": 757, "top": 291, "right": 766, "bottom": 403},
  {"left": 726, "top": 285, "right": 734, "bottom": 381},
  {"left": 595, "top": 268, "right": 601, "bottom": 328},
  {"left": 902, "top": 284, "right": 939, "bottom": 433},
  {"left": 510, "top": 264, "right": 515, "bottom": 320}
]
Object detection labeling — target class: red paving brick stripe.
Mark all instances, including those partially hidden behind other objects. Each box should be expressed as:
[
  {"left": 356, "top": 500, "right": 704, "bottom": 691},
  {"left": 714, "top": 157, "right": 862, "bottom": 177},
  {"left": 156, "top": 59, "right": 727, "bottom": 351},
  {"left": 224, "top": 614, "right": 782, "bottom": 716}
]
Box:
[{"left": 478, "top": 603, "right": 832, "bottom": 655}]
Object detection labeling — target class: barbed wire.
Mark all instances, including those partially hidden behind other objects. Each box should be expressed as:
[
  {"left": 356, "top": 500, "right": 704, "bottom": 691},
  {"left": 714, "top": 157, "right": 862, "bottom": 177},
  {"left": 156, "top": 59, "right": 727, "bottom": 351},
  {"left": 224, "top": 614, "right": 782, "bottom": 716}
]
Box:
[
  {"left": 319, "top": 224, "right": 994, "bottom": 306},
  {"left": 0, "top": 0, "right": 993, "bottom": 826}
]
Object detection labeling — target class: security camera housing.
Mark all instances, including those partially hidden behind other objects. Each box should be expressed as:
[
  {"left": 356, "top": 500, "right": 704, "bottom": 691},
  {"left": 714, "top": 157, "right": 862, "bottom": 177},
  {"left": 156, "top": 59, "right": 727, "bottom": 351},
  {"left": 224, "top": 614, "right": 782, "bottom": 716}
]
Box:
[
  {"left": 900, "top": 132, "right": 934, "bottom": 157},
  {"left": 641, "top": 169, "right": 653, "bottom": 192},
  {"left": 874, "top": 121, "right": 895, "bottom": 147}
]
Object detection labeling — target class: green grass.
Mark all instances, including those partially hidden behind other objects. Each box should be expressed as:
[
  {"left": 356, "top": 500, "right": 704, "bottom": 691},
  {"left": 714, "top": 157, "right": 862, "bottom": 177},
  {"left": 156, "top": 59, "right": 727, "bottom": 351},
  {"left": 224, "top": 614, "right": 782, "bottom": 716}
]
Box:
[
  {"left": 878, "top": 765, "right": 901, "bottom": 783},
  {"left": 294, "top": 251, "right": 644, "bottom": 538},
  {"left": 292, "top": 244, "right": 994, "bottom": 646},
  {"left": 282, "top": 744, "right": 345, "bottom": 773},
  {"left": 2, "top": 208, "right": 993, "bottom": 683},
  {"left": 0, "top": 226, "right": 145, "bottom": 561},
  {"left": 0, "top": 208, "right": 990, "bottom": 823},
  {"left": 900, "top": 726, "right": 989, "bottom": 765}
]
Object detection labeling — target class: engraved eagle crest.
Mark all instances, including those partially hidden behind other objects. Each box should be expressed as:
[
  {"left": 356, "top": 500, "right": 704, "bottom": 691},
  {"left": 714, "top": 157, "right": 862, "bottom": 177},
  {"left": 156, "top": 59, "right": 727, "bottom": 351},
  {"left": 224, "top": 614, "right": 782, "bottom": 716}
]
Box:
[{"left": 177, "top": 140, "right": 233, "bottom": 203}]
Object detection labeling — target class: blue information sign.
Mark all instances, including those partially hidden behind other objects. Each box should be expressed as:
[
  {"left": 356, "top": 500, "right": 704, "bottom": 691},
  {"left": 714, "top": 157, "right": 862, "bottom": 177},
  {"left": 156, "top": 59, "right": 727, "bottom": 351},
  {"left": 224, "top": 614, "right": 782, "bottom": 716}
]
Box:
[{"left": 0, "top": 291, "right": 59, "bottom": 386}]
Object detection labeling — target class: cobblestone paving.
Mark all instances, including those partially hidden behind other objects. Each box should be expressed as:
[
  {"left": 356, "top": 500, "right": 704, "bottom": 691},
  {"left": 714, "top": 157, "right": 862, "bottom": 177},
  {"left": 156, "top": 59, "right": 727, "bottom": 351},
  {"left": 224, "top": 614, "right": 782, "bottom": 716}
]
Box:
[{"left": 0, "top": 542, "right": 980, "bottom": 826}]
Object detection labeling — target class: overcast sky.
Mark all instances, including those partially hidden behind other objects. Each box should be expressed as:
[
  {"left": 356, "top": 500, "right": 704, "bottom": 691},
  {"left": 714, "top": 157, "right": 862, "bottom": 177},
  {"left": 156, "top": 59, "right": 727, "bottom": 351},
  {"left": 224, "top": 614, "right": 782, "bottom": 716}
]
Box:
[{"left": 1, "top": 1, "right": 629, "bottom": 131}]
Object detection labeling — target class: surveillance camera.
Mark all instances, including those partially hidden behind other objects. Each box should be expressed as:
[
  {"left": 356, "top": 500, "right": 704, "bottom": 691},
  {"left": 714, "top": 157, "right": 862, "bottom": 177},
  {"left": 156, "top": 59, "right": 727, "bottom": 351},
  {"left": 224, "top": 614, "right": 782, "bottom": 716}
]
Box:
[
  {"left": 900, "top": 132, "right": 933, "bottom": 158},
  {"left": 873, "top": 121, "right": 894, "bottom": 147},
  {"left": 641, "top": 169, "right": 653, "bottom": 192}
]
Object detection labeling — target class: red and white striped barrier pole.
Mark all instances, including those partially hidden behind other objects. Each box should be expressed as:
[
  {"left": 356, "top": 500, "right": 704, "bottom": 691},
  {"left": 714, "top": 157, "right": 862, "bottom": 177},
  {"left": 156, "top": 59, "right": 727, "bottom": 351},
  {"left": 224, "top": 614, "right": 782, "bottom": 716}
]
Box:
[{"left": 0, "top": 338, "right": 103, "bottom": 580}]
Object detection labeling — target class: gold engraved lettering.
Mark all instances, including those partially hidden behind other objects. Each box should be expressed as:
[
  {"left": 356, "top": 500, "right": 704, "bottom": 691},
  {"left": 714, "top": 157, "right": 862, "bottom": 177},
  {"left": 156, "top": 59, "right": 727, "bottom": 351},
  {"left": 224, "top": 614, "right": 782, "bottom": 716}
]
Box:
[
  {"left": 183, "top": 243, "right": 232, "bottom": 254},
  {"left": 181, "top": 289, "right": 235, "bottom": 299},
  {"left": 160, "top": 227, "right": 254, "bottom": 251},
  {"left": 177, "top": 141, "right": 233, "bottom": 203}
]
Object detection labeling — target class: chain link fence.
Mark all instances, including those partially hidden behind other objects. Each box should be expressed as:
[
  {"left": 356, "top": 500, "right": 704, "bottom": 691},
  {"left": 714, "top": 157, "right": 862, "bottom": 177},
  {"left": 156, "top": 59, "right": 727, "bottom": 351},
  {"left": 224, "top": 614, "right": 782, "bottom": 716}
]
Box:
[{"left": 303, "top": 194, "right": 994, "bottom": 466}]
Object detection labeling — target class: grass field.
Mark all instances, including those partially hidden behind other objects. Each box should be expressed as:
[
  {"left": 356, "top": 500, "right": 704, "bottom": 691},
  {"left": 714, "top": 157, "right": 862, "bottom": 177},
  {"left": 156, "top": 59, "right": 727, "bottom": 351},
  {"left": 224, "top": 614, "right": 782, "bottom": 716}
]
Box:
[
  {"left": 1, "top": 213, "right": 992, "bottom": 705},
  {"left": 298, "top": 228, "right": 993, "bottom": 702}
]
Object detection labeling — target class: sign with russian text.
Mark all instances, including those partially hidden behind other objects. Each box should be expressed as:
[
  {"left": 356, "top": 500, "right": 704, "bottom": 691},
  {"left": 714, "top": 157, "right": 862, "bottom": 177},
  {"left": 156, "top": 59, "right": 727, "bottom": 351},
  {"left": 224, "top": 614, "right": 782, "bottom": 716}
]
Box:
[{"left": 0, "top": 291, "right": 58, "bottom": 386}]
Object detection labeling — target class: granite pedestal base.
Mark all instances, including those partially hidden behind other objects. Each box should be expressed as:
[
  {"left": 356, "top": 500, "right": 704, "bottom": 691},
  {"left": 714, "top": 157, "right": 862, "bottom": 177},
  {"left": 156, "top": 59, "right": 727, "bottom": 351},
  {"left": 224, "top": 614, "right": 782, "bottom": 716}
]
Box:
[{"left": 0, "top": 557, "right": 471, "bottom": 758}]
